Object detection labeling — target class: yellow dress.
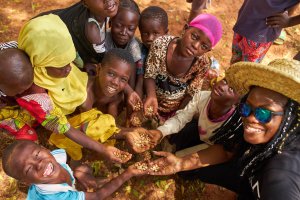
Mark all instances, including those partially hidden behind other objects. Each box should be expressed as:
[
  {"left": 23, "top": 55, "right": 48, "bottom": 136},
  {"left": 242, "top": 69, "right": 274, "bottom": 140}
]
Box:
[{"left": 49, "top": 109, "right": 119, "bottom": 160}]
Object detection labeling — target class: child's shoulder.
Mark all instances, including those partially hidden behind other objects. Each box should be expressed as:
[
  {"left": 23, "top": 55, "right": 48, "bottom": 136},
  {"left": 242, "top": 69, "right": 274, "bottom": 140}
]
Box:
[
  {"left": 51, "top": 149, "right": 67, "bottom": 164},
  {"left": 152, "top": 35, "right": 175, "bottom": 46}
]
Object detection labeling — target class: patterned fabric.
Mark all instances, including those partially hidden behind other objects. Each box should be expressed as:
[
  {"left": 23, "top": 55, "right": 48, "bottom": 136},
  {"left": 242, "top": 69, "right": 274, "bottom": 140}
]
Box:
[
  {"left": 0, "top": 106, "right": 38, "bottom": 140},
  {"left": 144, "top": 35, "right": 210, "bottom": 114},
  {"left": 17, "top": 93, "right": 70, "bottom": 134},
  {"left": 230, "top": 32, "right": 273, "bottom": 64},
  {"left": 0, "top": 42, "right": 70, "bottom": 139},
  {"left": 27, "top": 149, "right": 85, "bottom": 200},
  {"left": 0, "top": 41, "right": 18, "bottom": 50}
]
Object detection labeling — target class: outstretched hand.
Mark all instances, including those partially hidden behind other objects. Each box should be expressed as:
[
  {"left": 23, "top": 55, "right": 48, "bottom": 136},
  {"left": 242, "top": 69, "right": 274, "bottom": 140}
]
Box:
[
  {"left": 103, "top": 146, "right": 132, "bottom": 164},
  {"left": 147, "top": 151, "right": 182, "bottom": 176},
  {"left": 124, "top": 128, "right": 163, "bottom": 153},
  {"left": 143, "top": 97, "right": 158, "bottom": 118},
  {"left": 266, "top": 11, "right": 290, "bottom": 28},
  {"left": 128, "top": 91, "right": 143, "bottom": 111}
]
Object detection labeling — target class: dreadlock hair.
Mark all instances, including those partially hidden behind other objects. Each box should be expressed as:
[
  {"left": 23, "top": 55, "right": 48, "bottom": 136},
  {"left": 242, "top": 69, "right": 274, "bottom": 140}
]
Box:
[
  {"left": 101, "top": 48, "right": 134, "bottom": 69},
  {"left": 119, "top": 0, "right": 140, "bottom": 17},
  {"left": 139, "top": 6, "right": 168, "bottom": 31},
  {"left": 239, "top": 99, "right": 300, "bottom": 177}
]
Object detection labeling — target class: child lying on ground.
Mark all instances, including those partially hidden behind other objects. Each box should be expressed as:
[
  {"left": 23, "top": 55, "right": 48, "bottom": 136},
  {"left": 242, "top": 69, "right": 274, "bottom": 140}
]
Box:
[{"left": 2, "top": 140, "right": 146, "bottom": 200}]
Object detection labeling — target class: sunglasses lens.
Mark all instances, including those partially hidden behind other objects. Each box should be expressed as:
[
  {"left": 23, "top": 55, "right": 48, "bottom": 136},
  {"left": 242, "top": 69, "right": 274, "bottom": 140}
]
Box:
[
  {"left": 240, "top": 103, "right": 251, "bottom": 117},
  {"left": 255, "top": 108, "right": 272, "bottom": 123}
]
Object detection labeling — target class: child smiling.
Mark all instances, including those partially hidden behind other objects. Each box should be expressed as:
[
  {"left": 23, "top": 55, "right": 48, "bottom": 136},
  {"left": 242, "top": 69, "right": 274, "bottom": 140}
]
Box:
[{"left": 2, "top": 140, "right": 145, "bottom": 200}]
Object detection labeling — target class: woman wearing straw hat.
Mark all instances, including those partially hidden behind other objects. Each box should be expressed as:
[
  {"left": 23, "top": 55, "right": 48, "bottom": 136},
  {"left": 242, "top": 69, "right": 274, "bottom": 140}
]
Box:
[{"left": 145, "top": 59, "right": 300, "bottom": 199}]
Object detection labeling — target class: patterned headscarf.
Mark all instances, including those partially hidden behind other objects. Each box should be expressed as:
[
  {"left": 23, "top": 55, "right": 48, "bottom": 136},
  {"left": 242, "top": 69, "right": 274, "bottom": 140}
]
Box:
[{"left": 18, "top": 14, "right": 88, "bottom": 115}]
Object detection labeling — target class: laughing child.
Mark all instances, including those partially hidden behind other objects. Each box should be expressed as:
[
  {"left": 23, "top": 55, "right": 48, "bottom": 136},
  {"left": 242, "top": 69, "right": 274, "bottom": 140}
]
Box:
[
  {"left": 105, "top": 0, "right": 142, "bottom": 97},
  {"left": 143, "top": 13, "right": 222, "bottom": 121},
  {"left": 48, "top": 48, "right": 135, "bottom": 160},
  {"left": 2, "top": 140, "right": 146, "bottom": 200}
]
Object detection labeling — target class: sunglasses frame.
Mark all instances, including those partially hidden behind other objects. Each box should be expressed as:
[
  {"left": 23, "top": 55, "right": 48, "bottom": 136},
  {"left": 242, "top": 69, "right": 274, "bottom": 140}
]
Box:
[{"left": 238, "top": 103, "right": 284, "bottom": 124}]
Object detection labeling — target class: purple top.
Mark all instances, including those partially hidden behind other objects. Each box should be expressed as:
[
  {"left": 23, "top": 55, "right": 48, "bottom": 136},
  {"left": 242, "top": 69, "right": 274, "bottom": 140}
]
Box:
[{"left": 233, "top": 0, "right": 299, "bottom": 43}]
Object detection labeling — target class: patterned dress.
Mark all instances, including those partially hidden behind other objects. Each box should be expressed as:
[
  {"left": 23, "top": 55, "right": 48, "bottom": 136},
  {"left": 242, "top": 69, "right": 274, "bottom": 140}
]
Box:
[{"left": 144, "top": 35, "right": 210, "bottom": 115}]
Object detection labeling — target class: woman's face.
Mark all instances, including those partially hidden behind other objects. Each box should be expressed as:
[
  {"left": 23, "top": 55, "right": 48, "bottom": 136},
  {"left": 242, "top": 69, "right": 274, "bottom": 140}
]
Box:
[
  {"left": 242, "top": 87, "right": 288, "bottom": 145},
  {"left": 46, "top": 64, "right": 72, "bottom": 78}
]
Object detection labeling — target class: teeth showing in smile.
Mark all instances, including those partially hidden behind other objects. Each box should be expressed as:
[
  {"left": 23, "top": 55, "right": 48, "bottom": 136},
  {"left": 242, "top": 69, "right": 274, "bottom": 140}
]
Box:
[
  {"left": 107, "top": 86, "right": 117, "bottom": 94},
  {"left": 43, "top": 163, "right": 53, "bottom": 177},
  {"left": 245, "top": 125, "right": 264, "bottom": 134}
]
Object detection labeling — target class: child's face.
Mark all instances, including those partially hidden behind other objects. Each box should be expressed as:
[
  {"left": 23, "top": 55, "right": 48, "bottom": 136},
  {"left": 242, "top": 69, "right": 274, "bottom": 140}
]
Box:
[
  {"left": 46, "top": 64, "right": 72, "bottom": 78},
  {"left": 139, "top": 19, "right": 167, "bottom": 49},
  {"left": 111, "top": 9, "right": 139, "bottom": 47},
  {"left": 12, "top": 143, "right": 64, "bottom": 184},
  {"left": 84, "top": 0, "right": 119, "bottom": 18},
  {"left": 98, "top": 59, "right": 131, "bottom": 97},
  {"left": 179, "top": 26, "right": 212, "bottom": 58},
  {"left": 211, "top": 79, "right": 239, "bottom": 106}
]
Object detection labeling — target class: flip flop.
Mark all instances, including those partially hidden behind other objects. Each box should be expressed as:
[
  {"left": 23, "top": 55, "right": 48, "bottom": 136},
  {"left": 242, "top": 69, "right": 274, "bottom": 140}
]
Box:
[{"left": 274, "top": 30, "right": 286, "bottom": 45}]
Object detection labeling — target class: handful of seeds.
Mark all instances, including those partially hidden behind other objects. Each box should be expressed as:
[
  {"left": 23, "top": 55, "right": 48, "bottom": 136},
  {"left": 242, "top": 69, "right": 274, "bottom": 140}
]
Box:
[
  {"left": 145, "top": 106, "right": 154, "bottom": 115},
  {"left": 130, "top": 116, "right": 142, "bottom": 127},
  {"left": 134, "top": 162, "right": 160, "bottom": 172},
  {"left": 133, "top": 132, "right": 151, "bottom": 148},
  {"left": 133, "top": 101, "right": 142, "bottom": 111},
  {"left": 113, "top": 151, "right": 129, "bottom": 161}
]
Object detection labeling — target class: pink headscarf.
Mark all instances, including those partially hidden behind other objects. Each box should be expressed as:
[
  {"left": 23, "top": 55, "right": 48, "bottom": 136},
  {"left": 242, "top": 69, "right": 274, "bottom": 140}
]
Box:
[{"left": 189, "top": 13, "right": 222, "bottom": 47}]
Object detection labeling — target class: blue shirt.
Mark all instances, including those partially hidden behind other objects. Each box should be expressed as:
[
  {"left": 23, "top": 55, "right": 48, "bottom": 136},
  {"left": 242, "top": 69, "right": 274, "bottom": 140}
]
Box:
[
  {"left": 26, "top": 149, "right": 85, "bottom": 200},
  {"left": 233, "top": 0, "right": 299, "bottom": 42}
]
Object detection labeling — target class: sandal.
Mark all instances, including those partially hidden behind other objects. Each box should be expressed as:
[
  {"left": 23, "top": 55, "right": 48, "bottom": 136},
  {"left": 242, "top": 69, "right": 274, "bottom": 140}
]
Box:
[{"left": 274, "top": 29, "right": 286, "bottom": 45}]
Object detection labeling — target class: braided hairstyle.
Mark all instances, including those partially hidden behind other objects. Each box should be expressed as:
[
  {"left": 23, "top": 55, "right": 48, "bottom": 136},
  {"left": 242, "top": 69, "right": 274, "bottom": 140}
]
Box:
[
  {"left": 239, "top": 99, "right": 300, "bottom": 177},
  {"left": 210, "top": 95, "right": 300, "bottom": 178}
]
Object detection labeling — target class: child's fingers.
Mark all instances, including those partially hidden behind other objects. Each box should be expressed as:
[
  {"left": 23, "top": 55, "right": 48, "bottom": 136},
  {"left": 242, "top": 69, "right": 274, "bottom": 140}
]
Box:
[{"left": 152, "top": 151, "right": 171, "bottom": 157}]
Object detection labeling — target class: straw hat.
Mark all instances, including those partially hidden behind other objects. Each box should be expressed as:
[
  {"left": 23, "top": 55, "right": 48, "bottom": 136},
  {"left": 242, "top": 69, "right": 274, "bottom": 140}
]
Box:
[{"left": 225, "top": 59, "right": 300, "bottom": 103}]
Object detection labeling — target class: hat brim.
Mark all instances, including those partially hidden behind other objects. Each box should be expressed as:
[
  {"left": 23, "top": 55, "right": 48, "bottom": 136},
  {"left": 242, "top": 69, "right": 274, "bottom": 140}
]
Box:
[{"left": 225, "top": 61, "right": 300, "bottom": 104}]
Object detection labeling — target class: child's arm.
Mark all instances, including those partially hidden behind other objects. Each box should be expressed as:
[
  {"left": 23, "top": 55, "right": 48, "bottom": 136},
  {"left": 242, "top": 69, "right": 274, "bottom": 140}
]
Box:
[
  {"left": 84, "top": 162, "right": 146, "bottom": 200},
  {"left": 135, "top": 59, "right": 144, "bottom": 98},
  {"left": 144, "top": 78, "right": 158, "bottom": 117},
  {"left": 135, "top": 74, "right": 144, "bottom": 98},
  {"left": 65, "top": 127, "right": 131, "bottom": 163},
  {"left": 266, "top": 7, "right": 300, "bottom": 28},
  {"left": 178, "top": 94, "right": 193, "bottom": 110}
]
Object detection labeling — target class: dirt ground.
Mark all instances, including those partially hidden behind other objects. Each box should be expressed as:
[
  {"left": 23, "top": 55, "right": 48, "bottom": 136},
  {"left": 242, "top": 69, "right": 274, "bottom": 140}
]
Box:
[{"left": 0, "top": 0, "right": 299, "bottom": 199}]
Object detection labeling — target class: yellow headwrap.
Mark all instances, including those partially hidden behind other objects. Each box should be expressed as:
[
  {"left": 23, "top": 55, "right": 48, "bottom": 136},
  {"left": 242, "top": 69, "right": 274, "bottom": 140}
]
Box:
[{"left": 18, "top": 14, "right": 88, "bottom": 115}]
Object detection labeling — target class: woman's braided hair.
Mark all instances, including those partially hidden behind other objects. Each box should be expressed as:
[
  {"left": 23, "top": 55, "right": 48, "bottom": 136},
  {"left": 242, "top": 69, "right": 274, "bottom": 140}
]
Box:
[
  {"left": 210, "top": 95, "right": 300, "bottom": 177},
  {"left": 239, "top": 99, "right": 300, "bottom": 177}
]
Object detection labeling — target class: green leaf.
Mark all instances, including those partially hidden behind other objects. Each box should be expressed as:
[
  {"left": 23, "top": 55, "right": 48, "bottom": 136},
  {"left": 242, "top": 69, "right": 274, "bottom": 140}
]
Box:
[{"left": 132, "top": 189, "right": 139, "bottom": 198}]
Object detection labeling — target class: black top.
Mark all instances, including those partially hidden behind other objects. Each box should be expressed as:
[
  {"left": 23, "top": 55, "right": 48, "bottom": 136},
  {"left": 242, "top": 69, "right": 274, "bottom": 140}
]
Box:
[
  {"left": 39, "top": 2, "right": 105, "bottom": 64},
  {"left": 248, "top": 137, "right": 300, "bottom": 200}
]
